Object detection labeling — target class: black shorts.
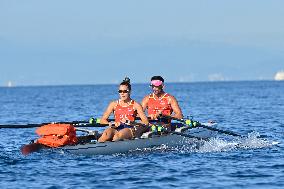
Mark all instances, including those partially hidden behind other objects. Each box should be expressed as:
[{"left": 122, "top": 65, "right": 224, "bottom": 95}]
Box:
[
  {"left": 115, "top": 124, "right": 132, "bottom": 131},
  {"left": 116, "top": 124, "right": 148, "bottom": 138}
]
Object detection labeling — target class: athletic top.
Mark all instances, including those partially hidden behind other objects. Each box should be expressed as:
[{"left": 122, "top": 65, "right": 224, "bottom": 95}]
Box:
[
  {"left": 114, "top": 100, "right": 137, "bottom": 122},
  {"left": 147, "top": 93, "right": 173, "bottom": 116}
]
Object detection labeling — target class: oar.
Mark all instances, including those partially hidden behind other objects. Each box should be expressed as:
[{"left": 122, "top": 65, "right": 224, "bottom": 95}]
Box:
[
  {"left": 1, "top": 116, "right": 152, "bottom": 129},
  {"left": 0, "top": 117, "right": 110, "bottom": 129},
  {"left": 21, "top": 143, "right": 45, "bottom": 155},
  {"left": 0, "top": 116, "right": 165, "bottom": 129},
  {"left": 0, "top": 123, "right": 45, "bottom": 129},
  {"left": 0, "top": 118, "right": 111, "bottom": 129},
  {"left": 0, "top": 122, "right": 110, "bottom": 129},
  {"left": 0, "top": 121, "right": 87, "bottom": 129},
  {"left": 172, "top": 131, "right": 207, "bottom": 140},
  {"left": 160, "top": 115, "right": 243, "bottom": 137}
]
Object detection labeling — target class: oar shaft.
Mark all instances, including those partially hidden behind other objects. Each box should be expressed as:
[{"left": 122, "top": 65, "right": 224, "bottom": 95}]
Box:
[
  {"left": 0, "top": 122, "right": 109, "bottom": 129},
  {"left": 197, "top": 124, "right": 241, "bottom": 137},
  {"left": 172, "top": 132, "right": 205, "bottom": 140},
  {"left": 160, "top": 115, "right": 243, "bottom": 137},
  {"left": 0, "top": 124, "right": 43, "bottom": 129},
  {"left": 73, "top": 123, "right": 109, "bottom": 127},
  {"left": 0, "top": 116, "right": 160, "bottom": 129}
]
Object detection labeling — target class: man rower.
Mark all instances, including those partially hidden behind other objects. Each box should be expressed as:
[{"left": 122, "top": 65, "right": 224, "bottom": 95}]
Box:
[{"left": 141, "top": 76, "right": 183, "bottom": 131}]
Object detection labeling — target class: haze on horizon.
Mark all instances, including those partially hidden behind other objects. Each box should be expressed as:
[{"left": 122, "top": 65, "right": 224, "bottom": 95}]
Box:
[{"left": 1, "top": 0, "right": 284, "bottom": 86}]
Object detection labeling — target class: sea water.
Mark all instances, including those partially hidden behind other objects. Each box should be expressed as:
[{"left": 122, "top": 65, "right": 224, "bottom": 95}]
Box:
[{"left": 0, "top": 81, "right": 283, "bottom": 189}]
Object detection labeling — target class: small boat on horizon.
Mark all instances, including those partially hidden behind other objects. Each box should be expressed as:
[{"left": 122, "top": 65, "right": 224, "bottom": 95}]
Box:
[{"left": 274, "top": 71, "right": 284, "bottom": 81}]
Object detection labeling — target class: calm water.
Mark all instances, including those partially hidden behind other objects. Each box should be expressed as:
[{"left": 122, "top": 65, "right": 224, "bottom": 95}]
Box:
[{"left": 0, "top": 81, "right": 283, "bottom": 189}]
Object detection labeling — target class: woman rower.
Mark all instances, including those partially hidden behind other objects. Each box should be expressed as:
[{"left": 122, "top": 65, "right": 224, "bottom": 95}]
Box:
[{"left": 98, "top": 78, "right": 149, "bottom": 142}]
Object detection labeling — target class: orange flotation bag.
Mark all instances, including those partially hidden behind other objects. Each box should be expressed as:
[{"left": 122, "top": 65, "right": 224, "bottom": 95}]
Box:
[{"left": 36, "top": 123, "right": 78, "bottom": 147}]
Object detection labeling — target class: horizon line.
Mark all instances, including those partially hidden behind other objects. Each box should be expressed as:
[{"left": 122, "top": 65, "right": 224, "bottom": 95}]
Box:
[{"left": 0, "top": 79, "right": 281, "bottom": 88}]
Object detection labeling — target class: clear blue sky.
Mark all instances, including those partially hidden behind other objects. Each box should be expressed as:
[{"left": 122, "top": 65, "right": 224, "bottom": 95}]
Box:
[{"left": 1, "top": 0, "right": 284, "bottom": 86}]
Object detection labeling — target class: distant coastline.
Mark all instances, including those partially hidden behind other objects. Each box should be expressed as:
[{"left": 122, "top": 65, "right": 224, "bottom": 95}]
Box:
[{"left": 1, "top": 79, "right": 283, "bottom": 88}]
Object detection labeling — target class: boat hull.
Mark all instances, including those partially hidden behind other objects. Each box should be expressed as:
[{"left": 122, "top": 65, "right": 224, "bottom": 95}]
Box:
[{"left": 62, "top": 127, "right": 216, "bottom": 155}]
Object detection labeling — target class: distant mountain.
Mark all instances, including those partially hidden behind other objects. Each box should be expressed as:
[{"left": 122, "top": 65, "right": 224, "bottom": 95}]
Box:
[
  {"left": 1, "top": 39, "right": 283, "bottom": 85},
  {"left": 97, "top": 39, "right": 284, "bottom": 82}
]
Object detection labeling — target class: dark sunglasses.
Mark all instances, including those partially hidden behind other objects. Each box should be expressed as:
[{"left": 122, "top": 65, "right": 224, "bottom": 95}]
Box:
[{"left": 118, "top": 90, "right": 129, "bottom": 94}]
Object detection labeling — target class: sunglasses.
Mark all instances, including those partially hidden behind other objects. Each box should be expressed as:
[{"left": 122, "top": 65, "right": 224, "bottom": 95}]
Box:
[
  {"left": 149, "top": 84, "right": 163, "bottom": 88},
  {"left": 118, "top": 90, "right": 129, "bottom": 94}
]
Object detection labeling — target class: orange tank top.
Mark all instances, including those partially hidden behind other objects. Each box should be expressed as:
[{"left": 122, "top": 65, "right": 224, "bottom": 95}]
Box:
[
  {"left": 114, "top": 100, "right": 137, "bottom": 122},
  {"left": 147, "top": 93, "right": 173, "bottom": 116}
]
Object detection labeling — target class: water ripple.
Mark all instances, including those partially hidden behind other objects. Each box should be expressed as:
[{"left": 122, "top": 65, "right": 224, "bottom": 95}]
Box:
[{"left": 1, "top": 82, "right": 284, "bottom": 188}]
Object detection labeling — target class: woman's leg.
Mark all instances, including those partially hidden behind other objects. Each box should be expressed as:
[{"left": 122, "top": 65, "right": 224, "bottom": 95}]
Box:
[
  {"left": 112, "top": 128, "right": 133, "bottom": 141},
  {"left": 98, "top": 127, "right": 117, "bottom": 142}
]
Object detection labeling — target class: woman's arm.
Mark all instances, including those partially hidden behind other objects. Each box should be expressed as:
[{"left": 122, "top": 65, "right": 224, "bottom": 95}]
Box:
[{"left": 100, "top": 102, "right": 115, "bottom": 124}]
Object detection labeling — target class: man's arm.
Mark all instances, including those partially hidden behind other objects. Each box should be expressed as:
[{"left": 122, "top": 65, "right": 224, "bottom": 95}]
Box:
[
  {"left": 141, "top": 95, "right": 158, "bottom": 120},
  {"left": 141, "top": 96, "right": 149, "bottom": 111},
  {"left": 134, "top": 102, "right": 149, "bottom": 125},
  {"left": 170, "top": 96, "right": 183, "bottom": 119}
]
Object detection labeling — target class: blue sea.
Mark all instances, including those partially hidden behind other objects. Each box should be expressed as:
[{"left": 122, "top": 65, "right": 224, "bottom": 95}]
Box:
[{"left": 0, "top": 81, "right": 283, "bottom": 189}]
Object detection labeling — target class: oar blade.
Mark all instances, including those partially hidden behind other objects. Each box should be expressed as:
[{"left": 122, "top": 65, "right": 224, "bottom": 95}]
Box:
[{"left": 21, "top": 143, "right": 43, "bottom": 155}]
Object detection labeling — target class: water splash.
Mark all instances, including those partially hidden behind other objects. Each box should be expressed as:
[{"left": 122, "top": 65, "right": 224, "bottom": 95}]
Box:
[
  {"left": 236, "top": 131, "right": 280, "bottom": 149},
  {"left": 189, "top": 131, "right": 279, "bottom": 153},
  {"left": 124, "top": 132, "right": 280, "bottom": 155},
  {"left": 197, "top": 138, "right": 238, "bottom": 153}
]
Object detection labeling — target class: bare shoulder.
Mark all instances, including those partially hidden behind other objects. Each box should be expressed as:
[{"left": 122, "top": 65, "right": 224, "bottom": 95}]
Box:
[
  {"left": 133, "top": 101, "right": 143, "bottom": 109},
  {"left": 101, "top": 100, "right": 117, "bottom": 120},
  {"left": 142, "top": 94, "right": 150, "bottom": 101},
  {"left": 108, "top": 101, "right": 118, "bottom": 108},
  {"left": 168, "top": 94, "right": 178, "bottom": 102}
]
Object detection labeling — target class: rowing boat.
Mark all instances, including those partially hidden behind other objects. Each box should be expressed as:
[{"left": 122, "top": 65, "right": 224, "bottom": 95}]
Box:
[
  {"left": 63, "top": 124, "right": 217, "bottom": 155},
  {"left": 14, "top": 116, "right": 280, "bottom": 156},
  {"left": 21, "top": 122, "right": 217, "bottom": 155}
]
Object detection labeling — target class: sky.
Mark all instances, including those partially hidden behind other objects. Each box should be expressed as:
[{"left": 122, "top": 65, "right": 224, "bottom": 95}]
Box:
[{"left": 0, "top": 0, "right": 284, "bottom": 86}]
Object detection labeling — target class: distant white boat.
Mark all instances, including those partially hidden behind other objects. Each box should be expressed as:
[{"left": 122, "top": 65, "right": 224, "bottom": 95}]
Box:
[
  {"left": 7, "top": 81, "right": 13, "bottom": 87},
  {"left": 274, "top": 71, "right": 284, "bottom": 81}
]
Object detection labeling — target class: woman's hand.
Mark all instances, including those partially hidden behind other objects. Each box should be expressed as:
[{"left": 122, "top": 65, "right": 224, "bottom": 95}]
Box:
[
  {"left": 109, "top": 122, "right": 120, "bottom": 127},
  {"left": 149, "top": 114, "right": 158, "bottom": 120}
]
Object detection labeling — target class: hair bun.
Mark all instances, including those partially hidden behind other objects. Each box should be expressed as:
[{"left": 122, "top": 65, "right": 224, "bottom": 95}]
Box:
[{"left": 123, "top": 77, "right": 130, "bottom": 84}]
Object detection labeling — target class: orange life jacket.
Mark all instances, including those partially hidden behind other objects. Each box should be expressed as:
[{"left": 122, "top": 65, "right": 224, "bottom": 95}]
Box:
[
  {"left": 36, "top": 123, "right": 77, "bottom": 147},
  {"left": 147, "top": 93, "right": 173, "bottom": 116},
  {"left": 114, "top": 100, "right": 137, "bottom": 122}
]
